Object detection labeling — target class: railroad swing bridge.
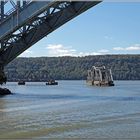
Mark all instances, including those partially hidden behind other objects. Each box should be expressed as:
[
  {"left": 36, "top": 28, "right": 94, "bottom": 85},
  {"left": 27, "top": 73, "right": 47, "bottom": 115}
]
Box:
[{"left": 0, "top": 0, "right": 101, "bottom": 85}]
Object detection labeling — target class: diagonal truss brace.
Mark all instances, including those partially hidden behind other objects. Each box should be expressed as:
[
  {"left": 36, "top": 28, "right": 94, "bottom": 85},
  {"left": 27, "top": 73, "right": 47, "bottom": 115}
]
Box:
[{"left": 0, "top": 1, "right": 101, "bottom": 66}]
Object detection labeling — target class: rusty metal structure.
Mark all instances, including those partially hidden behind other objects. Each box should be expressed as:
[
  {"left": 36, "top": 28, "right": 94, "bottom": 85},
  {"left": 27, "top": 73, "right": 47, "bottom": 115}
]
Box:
[{"left": 87, "top": 66, "right": 114, "bottom": 86}]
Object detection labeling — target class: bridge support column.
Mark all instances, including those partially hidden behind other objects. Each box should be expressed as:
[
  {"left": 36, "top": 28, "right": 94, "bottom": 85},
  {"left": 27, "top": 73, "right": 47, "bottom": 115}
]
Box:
[
  {"left": 0, "top": 66, "right": 11, "bottom": 96},
  {"left": 0, "top": 66, "right": 7, "bottom": 85}
]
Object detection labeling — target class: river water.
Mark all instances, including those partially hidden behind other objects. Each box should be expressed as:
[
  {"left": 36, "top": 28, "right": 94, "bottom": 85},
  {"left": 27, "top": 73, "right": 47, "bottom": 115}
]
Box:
[{"left": 0, "top": 81, "right": 140, "bottom": 139}]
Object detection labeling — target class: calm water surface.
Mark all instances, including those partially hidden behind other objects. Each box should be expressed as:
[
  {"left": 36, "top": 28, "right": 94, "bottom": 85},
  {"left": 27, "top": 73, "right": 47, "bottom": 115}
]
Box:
[{"left": 0, "top": 81, "right": 140, "bottom": 139}]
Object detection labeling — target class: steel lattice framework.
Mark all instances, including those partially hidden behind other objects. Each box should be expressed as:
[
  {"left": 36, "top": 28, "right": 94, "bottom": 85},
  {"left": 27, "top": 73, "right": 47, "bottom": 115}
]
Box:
[{"left": 0, "top": 0, "right": 101, "bottom": 84}]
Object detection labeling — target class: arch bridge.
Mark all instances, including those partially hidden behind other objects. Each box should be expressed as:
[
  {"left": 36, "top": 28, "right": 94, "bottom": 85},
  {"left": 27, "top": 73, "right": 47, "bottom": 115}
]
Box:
[{"left": 0, "top": 0, "right": 101, "bottom": 84}]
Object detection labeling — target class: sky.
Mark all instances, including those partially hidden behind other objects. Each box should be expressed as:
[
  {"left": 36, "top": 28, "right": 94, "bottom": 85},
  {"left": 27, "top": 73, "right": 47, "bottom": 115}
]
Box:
[{"left": 17, "top": 1, "right": 140, "bottom": 57}]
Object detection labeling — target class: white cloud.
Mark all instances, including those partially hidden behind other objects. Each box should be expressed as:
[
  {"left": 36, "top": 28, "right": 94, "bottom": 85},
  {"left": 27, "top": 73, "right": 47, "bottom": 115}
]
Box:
[
  {"left": 125, "top": 46, "right": 140, "bottom": 50},
  {"left": 47, "top": 44, "right": 63, "bottom": 49},
  {"left": 46, "top": 44, "right": 77, "bottom": 56},
  {"left": 79, "top": 52, "right": 102, "bottom": 56},
  {"left": 113, "top": 47, "right": 124, "bottom": 51},
  {"left": 20, "top": 50, "right": 33, "bottom": 57},
  {"left": 98, "top": 49, "right": 109, "bottom": 53},
  {"left": 46, "top": 44, "right": 109, "bottom": 57},
  {"left": 113, "top": 44, "right": 140, "bottom": 51}
]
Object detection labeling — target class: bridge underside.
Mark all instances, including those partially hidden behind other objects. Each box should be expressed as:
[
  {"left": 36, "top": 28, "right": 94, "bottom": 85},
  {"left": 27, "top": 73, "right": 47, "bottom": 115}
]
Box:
[{"left": 0, "top": 1, "right": 101, "bottom": 84}]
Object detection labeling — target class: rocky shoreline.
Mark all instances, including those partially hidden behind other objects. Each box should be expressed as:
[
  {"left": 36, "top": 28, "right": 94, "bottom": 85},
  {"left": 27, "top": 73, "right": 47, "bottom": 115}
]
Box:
[{"left": 0, "top": 88, "right": 12, "bottom": 96}]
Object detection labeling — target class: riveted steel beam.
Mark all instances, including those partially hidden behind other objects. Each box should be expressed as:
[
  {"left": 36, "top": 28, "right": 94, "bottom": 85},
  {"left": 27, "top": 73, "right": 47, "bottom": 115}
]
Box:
[
  {"left": 0, "top": 1, "right": 102, "bottom": 84},
  {"left": 0, "top": 1, "right": 101, "bottom": 66}
]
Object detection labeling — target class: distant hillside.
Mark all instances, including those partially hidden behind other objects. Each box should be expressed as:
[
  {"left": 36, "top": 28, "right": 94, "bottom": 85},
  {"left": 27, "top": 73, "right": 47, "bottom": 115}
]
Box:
[{"left": 4, "top": 55, "right": 140, "bottom": 81}]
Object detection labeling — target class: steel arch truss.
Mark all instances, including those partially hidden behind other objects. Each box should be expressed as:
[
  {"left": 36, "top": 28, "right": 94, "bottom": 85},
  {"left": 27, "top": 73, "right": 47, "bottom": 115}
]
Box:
[{"left": 0, "top": 1, "right": 100, "bottom": 66}]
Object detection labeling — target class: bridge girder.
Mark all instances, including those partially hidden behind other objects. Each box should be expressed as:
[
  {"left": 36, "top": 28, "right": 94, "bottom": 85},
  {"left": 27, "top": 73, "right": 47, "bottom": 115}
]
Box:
[{"left": 0, "top": 1, "right": 101, "bottom": 84}]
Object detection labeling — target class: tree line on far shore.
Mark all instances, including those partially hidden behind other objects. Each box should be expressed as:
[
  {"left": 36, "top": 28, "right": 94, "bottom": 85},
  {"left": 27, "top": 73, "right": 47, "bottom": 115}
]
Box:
[{"left": 5, "top": 54, "right": 140, "bottom": 81}]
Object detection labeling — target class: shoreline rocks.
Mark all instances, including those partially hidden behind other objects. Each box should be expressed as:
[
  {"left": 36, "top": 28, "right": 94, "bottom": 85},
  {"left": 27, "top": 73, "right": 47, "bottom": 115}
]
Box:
[{"left": 0, "top": 88, "right": 12, "bottom": 96}]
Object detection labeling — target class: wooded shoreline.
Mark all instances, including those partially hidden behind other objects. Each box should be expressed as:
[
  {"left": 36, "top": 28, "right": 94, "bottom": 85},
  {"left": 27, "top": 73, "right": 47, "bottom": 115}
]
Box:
[{"left": 5, "top": 54, "right": 140, "bottom": 81}]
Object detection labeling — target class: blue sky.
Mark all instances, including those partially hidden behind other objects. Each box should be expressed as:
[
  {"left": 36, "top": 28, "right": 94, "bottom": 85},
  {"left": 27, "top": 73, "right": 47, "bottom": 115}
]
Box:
[{"left": 20, "top": 2, "right": 140, "bottom": 57}]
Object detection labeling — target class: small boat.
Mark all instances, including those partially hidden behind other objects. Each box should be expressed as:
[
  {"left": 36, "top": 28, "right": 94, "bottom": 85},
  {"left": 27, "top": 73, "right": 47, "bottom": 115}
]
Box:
[
  {"left": 46, "top": 80, "right": 58, "bottom": 85},
  {"left": 18, "top": 80, "right": 25, "bottom": 85},
  {"left": 86, "top": 66, "right": 114, "bottom": 86}
]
